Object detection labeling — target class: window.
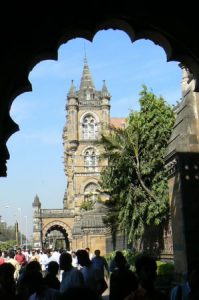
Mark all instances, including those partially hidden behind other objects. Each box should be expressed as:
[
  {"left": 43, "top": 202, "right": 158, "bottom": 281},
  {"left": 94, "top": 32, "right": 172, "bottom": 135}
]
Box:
[
  {"left": 84, "top": 147, "right": 97, "bottom": 171},
  {"left": 84, "top": 183, "right": 98, "bottom": 203},
  {"left": 82, "top": 115, "right": 98, "bottom": 139}
]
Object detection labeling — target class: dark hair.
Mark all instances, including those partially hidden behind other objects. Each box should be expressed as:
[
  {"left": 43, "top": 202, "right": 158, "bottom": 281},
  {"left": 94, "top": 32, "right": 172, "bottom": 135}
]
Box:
[
  {"left": 76, "top": 249, "right": 90, "bottom": 267},
  {"left": 135, "top": 255, "right": 157, "bottom": 275},
  {"left": 26, "top": 260, "right": 42, "bottom": 273},
  {"left": 94, "top": 249, "right": 100, "bottom": 256},
  {"left": 59, "top": 252, "right": 72, "bottom": 270},
  {"left": 47, "top": 261, "right": 59, "bottom": 274}
]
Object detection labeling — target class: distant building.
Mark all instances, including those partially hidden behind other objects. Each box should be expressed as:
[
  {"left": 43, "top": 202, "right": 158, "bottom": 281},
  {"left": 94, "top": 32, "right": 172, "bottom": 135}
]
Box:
[{"left": 32, "top": 58, "right": 126, "bottom": 253}]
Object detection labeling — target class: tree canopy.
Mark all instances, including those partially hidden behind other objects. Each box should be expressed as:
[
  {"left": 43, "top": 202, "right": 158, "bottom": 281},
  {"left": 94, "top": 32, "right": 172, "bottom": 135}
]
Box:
[{"left": 100, "top": 85, "right": 175, "bottom": 244}]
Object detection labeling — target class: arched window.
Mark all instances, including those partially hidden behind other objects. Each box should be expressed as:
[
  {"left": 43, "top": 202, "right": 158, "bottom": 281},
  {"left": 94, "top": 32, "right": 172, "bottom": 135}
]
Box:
[
  {"left": 82, "top": 115, "right": 98, "bottom": 139},
  {"left": 84, "top": 183, "right": 98, "bottom": 203},
  {"left": 84, "top": 147, "right": 97, "bottom": 171}
]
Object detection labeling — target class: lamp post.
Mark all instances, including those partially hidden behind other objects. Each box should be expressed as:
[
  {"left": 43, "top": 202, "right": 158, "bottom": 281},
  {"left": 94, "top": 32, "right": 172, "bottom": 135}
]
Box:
[
  {"left": 17, "top": 208, "right": 22, "bottom": 246},
  {"left": 15, "top": 220, "right": 19, "bottom": 247},
  {"left": 24, "top": 216, "right": 28, "bottom": 250}
]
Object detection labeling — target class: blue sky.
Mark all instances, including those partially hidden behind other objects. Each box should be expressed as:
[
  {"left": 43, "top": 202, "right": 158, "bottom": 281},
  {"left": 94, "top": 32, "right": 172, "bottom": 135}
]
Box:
[{"left": 0, "top": 29, "right": 182, "bottom": 239}]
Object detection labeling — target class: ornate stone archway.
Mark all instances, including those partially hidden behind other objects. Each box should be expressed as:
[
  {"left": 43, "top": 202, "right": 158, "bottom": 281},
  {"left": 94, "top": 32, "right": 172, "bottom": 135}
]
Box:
[
  {"left": 42, "top": 220, "right": 72, "bottom": 250},
  {"left": 1, "top": 10, "right": 199, "bottom": 176},
  {"left": 43, "top": 220, "right": 72, "bottom": 241},
  {"left": 2, "top": 4, "right": 199, "bottom": 276}
]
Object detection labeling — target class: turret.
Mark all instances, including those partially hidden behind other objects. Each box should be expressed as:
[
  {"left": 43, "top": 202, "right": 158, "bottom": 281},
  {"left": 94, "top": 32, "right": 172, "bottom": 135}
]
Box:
[
  {"left": 79, "top": 57, "right": 95, "bottom": 97},
  {"left": 32, "top": 195, "right": 42, "bottom": 249},
  {"left": 66, "top": 80, "right": 79, "bottom": 150},
  {"left": 180, "top": 64, "right": 194, "bottom": 96},
  {"left": 101, "top": 80, "right": 111, "bottom": 131}
]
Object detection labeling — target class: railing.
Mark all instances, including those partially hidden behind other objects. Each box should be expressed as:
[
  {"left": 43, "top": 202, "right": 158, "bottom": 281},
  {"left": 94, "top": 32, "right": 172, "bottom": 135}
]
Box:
[
  {"left": 79, "top": 100, "right": 101, "bottom": 106},
  {"left": 41, "top": 209, "right": 74, "bottom": 218}
]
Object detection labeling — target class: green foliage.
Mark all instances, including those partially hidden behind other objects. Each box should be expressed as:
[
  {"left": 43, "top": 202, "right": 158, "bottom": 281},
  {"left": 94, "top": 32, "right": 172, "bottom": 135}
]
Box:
[
  {"left": 0, "top": 240, "right": 16, "bottom": 251},
  {"left": 100, "top": 85, "right": 175, "bottom": 243},
  {"left": 156, "top": 260, "right": 175, "bottom": 275},
  {"left": 105, "top": 250, "right": 174, "bottom": 276},
  {"left": 0, "top": 224, "right": 16, "bottom": 241},
  {"left": 80, "top": 199, "right": 94, "bottom": 211},
  {"left": 105, "top": 249, "right": 138, "bottom": 270}
]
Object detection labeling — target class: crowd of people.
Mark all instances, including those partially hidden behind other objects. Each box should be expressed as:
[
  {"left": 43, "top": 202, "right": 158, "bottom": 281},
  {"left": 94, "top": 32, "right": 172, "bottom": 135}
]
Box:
[{"left": 0, "top": 247, "right": 199, "bottom": 300}]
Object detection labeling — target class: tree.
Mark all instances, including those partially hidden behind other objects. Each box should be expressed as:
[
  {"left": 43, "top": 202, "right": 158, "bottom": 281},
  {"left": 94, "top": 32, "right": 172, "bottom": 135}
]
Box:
[{"left": 100, "top": 85, "right": 175, "bottom": 245}]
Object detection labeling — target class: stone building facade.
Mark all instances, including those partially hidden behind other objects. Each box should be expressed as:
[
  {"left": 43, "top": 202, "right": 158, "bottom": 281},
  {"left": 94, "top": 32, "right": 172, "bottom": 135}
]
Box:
[
  {"left": 32, "top": 58, "right": 126, "bottom": 254},
  {"left": 165, "top": 66, "right": 199, "bottom": 273}
]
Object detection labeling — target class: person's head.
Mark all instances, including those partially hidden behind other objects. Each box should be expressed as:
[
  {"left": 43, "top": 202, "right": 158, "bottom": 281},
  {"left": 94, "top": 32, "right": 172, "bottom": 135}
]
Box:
[
  {"left": 59, "top": 251, "right": 72, "bottom": 271},
  {"left": 94, "top": 249, "right": 100, "bottom": 257},
  {"left": 0, "top": 262, "right": 15, "bottom": 283},
  {"left": 115, "top": 251, "right": 123, "bottom": 258},
  {"left": 76, "top": 249, "right": 90, "bottom": 267},
  {"left": 26, "top": 260, "right": 42, "bottom": 273},
  {"left": 17, "top": 248, "right": 22, "bottom": 254},
  {"left": 23, "top": 270, "right": 44, "bottom": 297},
  {"left": 71, "top": 251, "right": 76, "bottom": 257},
  {"left": 135, "top": 254, "right": 157, "bottom": 290},
  {"left": 47, "top": 261, "right": 59, "bottom": 275},
  {"left": 115, "top": 252, "right": 127, "bottom": 269},
  {"left": 9, "top": 251, "right": 15, "bottom": 259}
]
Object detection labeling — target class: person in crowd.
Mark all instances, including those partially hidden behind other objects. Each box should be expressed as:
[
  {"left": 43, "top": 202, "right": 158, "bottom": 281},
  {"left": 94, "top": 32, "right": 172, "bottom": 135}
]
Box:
[
  {"left": 76, "top": 249, "right": 106, "bottom": 297},
  {"left": 0, "top": 262, "right": 16, "bottom": 299},
  {"left": 109, "top": 250, "right": 128, "bottom": 273},
  {"left": 40, "top": 249, "right": 49, "bottom": 275},
  {"left": 0, "top": 250, "right": 5, "bottom": 265},
  {"left": 3, "top": 250, "right": 10, "bottom": 262},
  {"left": 29, "top": 250, "right": 39, "bottom": 262},
  {"left": 109, "top": 251, "right": 137, "bottom": 300},
  {"left": 7, "top": 251, "right": 20, "bottom": 281},
  {"left": 16, "top": 260, "right": 42, "bottom": 299},
  {"left": 92, "top": 249, "right": 109, "bottom": 279},
  {"left": 71, "top": 251, "right": 78, "bottom": 268},
  {"left": 23, "top": 270, "right": 61, "bottom": 300},
  {"left": 49, "top": 249, "right": 61, "bottom": 264},
  {"left": 15, "top": 248, "right": 27, "bottom": 270},
  {"left": 170, "top": 260, "right": 199, "bottom": 300},
  {"left": 124, "top": 254, "right": 168, "bottom": 300},
  {"left": 44, "top": 261, "right": 60, "bottom": 290},
  {"left": 27, "top": 249, "right": 32, "bottom": 262},
  {"left": 59, "top": 251, "right": 84, "bottom": 294},
  {"left": 85, "top": 247, "right": 93, "bottom": 260}
]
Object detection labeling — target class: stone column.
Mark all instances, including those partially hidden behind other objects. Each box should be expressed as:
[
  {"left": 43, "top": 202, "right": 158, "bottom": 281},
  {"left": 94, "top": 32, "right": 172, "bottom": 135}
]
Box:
[{"left": 167, "top": 152, "right": 199, "bottom": 275}]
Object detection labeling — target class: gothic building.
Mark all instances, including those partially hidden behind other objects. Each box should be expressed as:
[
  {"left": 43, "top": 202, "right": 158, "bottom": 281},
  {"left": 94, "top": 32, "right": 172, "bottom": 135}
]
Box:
[
  {"left": 2, "top": 3, "right": 199, "bottom": 277},
  {"left": 32, "top": 58, "right": 125, "bottom": 254}
]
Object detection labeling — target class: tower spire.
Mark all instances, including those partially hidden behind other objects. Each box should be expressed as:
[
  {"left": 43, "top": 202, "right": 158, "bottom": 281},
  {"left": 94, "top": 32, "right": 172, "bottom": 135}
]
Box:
[
  {"left": 67, "top": 80, "right": 77, "bottom": 98},
  {"left": 80, "top": 57, "right": 95, "bottom": 90},
  {"left": 101, "top": 80, "right": 111, "bottom": 98}
]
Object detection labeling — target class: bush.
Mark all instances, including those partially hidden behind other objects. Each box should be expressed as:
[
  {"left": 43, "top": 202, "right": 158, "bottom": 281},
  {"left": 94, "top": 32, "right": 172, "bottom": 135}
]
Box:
[
  {"left": 156, "top": 260, "right": 175, "bottom": 275},
  {"left": 105, "top": 249, "right": 138, "bottom": 271},
  {"left": 0, "top": 240, "right": 16, "bottom": 251}
]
